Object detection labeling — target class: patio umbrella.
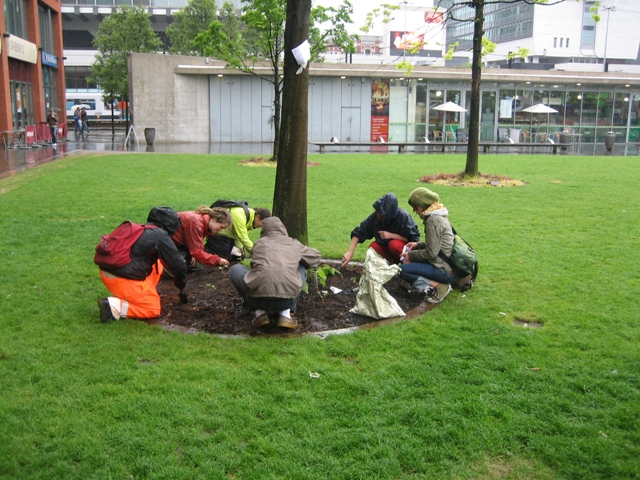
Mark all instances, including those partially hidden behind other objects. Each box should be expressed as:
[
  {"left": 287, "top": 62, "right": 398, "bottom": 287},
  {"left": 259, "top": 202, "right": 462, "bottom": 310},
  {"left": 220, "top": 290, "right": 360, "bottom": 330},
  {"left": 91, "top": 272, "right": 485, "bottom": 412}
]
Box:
[
  {"left": 432, "top": 102, "right": 467, "bottom": 141},
  {"left": 522, "top": 103, "right": 558, "bottom": 141},
  {"left": 432, "top": 101, "right": 468, "bottom": 113},
  {"left": 522, "top": 103, "right": 558, "bottom": 114}
]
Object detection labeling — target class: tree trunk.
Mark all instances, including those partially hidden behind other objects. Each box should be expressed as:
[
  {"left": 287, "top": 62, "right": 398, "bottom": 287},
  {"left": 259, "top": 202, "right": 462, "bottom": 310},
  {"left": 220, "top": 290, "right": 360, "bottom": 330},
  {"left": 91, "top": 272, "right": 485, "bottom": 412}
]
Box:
[
  {"left": 272, "top": 77, "right": 281, "bottom": 161},
  {"left": 272, "top": 0, "right": 311, "bottom": 244},
  {"left": 464, "top": 0, "right": 484, "bottom": 177}
]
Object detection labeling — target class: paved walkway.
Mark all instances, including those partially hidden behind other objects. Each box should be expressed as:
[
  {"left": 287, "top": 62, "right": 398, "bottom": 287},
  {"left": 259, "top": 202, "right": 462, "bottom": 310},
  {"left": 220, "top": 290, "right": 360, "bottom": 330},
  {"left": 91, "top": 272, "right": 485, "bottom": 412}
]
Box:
[
  {"left": 0, "top": 131, "right": 276, "bottom": 180},
  {"left": 2, "top": 130, "right": 638, "bottom": 180}
]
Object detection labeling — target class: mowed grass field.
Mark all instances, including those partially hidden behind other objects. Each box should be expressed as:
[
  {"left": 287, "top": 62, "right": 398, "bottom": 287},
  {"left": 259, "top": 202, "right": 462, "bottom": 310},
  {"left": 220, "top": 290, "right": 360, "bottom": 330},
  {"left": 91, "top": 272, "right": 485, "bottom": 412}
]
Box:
[{"left": 0, "top": 151, "right": 638, "bottom": 479}]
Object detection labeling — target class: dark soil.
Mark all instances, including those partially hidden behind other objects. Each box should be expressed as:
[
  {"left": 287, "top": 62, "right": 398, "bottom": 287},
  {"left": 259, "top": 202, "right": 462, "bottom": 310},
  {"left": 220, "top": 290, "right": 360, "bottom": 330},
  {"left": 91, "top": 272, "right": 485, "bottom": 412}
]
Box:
[{"left": 155, "top": 261, "right": 436, "bottom": 336}]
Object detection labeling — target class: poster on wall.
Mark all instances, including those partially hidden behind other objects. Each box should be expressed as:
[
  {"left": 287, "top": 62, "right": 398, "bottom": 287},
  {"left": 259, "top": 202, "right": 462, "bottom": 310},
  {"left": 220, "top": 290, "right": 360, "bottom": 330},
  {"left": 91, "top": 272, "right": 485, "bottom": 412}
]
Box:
[{"left": 371, "top": 78, "right": 389, "bottom": 142}]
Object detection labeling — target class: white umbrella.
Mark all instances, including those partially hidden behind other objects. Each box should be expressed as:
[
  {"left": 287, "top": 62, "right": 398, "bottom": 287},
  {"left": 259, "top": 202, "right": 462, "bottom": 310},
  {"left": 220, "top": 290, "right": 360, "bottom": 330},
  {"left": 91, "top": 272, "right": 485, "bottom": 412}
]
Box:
[
  {"left": 522, "top": 104, "right": 558, "bottom": 142},
  {"left": 432, "top": 101, "right": 468, "bottom": 113},
  {"left": 431, "top": 102, "right": 467, "bottom": 141},
  {"left": 522, "top": 103, "right": 558, "bottom": 114}
]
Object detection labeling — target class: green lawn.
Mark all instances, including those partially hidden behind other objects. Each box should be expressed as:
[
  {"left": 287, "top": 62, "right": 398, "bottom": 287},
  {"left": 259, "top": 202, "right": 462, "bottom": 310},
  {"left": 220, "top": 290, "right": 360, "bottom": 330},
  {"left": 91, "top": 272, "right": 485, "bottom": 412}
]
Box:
[{"left": 0, "top": 152, "right": 638, "bottom": 479}]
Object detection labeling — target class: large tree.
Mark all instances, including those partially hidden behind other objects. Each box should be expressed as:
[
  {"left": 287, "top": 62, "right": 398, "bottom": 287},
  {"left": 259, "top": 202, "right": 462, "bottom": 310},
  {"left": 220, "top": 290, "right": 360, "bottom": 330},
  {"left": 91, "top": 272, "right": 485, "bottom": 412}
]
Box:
[
  {"left": 90, "top": 6, "right": 162, "bottom": 104},
  {"left": 438, "top": 0, "right": 566, "bottom": 176},
  {"left": 166, "top": 0, "right": 219, "bottom": 55},
  {"left": 195, "top": 0, "right": 354, "bottom": 161},
  {"left": 272, "top": 0, "right": 311, "bottom": 242}
]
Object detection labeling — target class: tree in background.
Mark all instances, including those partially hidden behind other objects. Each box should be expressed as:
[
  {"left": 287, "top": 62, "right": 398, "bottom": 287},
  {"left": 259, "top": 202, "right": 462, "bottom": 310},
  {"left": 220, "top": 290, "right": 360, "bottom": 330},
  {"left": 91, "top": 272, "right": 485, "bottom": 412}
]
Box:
[
  {"left": 166, "top": 0, "right": 218, "bottom": 56},
  {"left": 440, "top": 0, "right": 559, "bottom": 177},
  {"left": 90, "top": 6, "right": 162, "bottom": 122},
  {"left": 195, "top": 0, "right": 355, "bottom": 162}
]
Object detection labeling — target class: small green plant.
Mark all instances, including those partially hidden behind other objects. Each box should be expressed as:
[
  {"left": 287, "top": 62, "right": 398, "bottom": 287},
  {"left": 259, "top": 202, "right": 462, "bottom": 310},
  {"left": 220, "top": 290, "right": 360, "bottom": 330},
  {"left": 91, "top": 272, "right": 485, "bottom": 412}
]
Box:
[
  {"left": 314, "top": 264, "right": 341, "bottom": 289},
  {"left": 205, "top": 283, "right": 216, "bottom": 290}
]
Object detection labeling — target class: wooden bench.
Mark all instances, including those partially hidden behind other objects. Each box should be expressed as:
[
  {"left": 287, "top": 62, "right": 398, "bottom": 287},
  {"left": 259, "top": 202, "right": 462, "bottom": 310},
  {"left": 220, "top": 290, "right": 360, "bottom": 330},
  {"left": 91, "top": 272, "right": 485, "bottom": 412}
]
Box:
[{"left": 310, "top": 141, "right": 572, "bottom": 154}]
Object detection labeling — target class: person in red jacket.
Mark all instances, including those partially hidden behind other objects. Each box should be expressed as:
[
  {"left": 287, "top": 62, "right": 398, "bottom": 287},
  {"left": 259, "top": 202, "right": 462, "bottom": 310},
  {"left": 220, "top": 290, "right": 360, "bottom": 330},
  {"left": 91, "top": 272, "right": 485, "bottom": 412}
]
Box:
[{"left": 171, "top": 206, "right": 232, "bottom": 268}]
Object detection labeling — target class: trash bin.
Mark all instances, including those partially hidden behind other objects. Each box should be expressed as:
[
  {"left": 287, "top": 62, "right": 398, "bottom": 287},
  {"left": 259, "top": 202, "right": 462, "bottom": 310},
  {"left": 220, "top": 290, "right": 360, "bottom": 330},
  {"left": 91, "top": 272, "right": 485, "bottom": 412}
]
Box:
[
  {"left": 604, "top": 131, "right": 615, "bottom": 151},
  {"left": 144, "top": 127, "right": 156, "bottom": 146},
  {"left": 559, "top": 132, "right": 571, "bottom": 150}
]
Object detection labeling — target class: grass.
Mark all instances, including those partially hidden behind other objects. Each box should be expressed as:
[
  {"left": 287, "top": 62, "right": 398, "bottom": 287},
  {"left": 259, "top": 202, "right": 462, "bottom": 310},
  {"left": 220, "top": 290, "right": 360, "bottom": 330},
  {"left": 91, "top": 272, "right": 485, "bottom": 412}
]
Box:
[{"left": 0, "top": 151, "right": 639, "bottom": 479}]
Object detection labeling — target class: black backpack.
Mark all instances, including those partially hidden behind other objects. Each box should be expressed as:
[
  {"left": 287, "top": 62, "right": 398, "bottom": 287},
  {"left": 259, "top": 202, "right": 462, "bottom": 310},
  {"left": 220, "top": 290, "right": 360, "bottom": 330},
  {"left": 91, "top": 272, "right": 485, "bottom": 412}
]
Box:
[{"left": 210, "top": 199, "right": 250, "bottom": 223}]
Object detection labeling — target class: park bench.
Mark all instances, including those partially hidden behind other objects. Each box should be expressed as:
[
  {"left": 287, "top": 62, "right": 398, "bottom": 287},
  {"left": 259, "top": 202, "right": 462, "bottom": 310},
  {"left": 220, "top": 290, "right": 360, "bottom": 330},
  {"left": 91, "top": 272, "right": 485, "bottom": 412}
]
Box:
[{"left": 309, "top": 140, "right": 572, "bottom": 154}]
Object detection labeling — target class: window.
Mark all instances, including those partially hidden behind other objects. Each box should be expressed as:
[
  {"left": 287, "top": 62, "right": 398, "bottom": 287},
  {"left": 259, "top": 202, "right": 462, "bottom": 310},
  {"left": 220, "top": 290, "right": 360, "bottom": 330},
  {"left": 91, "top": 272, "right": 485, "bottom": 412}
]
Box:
[
  {"left": 581, "top": 1, "right": 596, "bottom": 49},
  {"left": 64, "top": 66, "right": 96, "bottom": 90},
  {"left": 554, "top": 37, "right": 557, "bottom": 48},
  {"left": 560, "top": 38, "right": 563, "bottom": 48},
  {"left": 5, "top": 0, "right": 29, "bottom": 39},
  {"left": 566, "top": 38, "right": 570, "bottom": 48}
]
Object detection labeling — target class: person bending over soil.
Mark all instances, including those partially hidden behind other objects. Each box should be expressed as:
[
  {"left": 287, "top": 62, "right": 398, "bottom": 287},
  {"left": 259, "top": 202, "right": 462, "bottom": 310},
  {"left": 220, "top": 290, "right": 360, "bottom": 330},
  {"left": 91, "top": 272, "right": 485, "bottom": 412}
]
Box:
[
  {"left": 228, "top": 216, "right": 321, "bottom": 329},
  {"left": 400, "top": 187, "right": 458, "bottom": 304},
  {"left": 342, "top": 192, "right": 420, "bottom": 267},
  {"left": 98, "top": 206, "right": 188, "bottom": 322},
  {"left": 172, "top": 206, "right": 232, "bottom": 269}
]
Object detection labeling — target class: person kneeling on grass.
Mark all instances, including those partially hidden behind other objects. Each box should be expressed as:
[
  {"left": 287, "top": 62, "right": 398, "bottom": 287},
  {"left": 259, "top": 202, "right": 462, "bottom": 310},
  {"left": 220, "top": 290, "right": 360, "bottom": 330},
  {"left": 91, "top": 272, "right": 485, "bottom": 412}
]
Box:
[
  {"left": 228, "top": 216, "right": 322, "bottom": 329},
  {"left": 98, "top": 206, "right": 188, "bottom": 322},
  {"left": 171, "top": 206, "right": 232, "bottom": 270},
  {"left": 399, "top": 187, "right": 457, "bottom": 304}
]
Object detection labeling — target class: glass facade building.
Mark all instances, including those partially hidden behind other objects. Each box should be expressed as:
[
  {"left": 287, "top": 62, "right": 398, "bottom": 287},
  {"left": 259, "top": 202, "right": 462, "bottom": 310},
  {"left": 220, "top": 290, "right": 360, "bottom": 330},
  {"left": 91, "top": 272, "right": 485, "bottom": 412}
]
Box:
[{"left": 385, "top": 76, "right": 639, "bottom": 144}]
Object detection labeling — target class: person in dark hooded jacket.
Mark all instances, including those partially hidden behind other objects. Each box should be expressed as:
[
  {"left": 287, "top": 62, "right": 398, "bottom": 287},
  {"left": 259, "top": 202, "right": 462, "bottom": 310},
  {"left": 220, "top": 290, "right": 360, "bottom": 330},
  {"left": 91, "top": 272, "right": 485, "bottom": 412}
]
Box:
[
  {"left": 341, "top": 192, "right": 420, "bottom": 267},
  {"left": 98, "top": 206, "right": 188, "bottom": 322}
]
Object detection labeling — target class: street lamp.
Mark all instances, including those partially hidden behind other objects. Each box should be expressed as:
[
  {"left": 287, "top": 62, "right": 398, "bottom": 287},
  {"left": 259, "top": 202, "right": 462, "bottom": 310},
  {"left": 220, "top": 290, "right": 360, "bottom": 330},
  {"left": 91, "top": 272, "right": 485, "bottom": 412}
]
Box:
[{"left": 602, "top": 5, "right": 616, "bottom": 72}]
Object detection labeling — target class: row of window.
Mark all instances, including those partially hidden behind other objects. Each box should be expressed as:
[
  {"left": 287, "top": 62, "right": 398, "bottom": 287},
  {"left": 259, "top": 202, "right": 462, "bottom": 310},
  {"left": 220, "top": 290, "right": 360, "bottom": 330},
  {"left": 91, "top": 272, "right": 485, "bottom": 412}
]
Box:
[{"left": 553, "top": 37, "right": 570, "bottom": 49}]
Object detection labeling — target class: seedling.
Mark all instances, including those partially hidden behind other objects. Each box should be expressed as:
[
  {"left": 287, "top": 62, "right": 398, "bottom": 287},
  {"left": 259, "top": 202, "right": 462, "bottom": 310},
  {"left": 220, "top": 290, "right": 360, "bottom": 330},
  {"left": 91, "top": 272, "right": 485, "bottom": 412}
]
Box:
[{"left": 314, "top": 264, "right": 341, "bottom": 289}]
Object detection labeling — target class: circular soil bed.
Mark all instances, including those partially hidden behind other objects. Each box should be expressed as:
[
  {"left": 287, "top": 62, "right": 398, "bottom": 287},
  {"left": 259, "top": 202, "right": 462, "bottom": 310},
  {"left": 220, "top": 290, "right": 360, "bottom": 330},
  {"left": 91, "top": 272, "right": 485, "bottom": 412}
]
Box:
[{"left": 155, "top": 262, "right": 434, "bottom": 336}]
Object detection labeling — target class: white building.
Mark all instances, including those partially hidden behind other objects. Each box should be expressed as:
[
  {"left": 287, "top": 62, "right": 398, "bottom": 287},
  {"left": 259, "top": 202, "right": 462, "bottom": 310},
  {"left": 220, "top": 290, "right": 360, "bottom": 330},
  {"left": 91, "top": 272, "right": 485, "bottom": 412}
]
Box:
[{"left": 443, "top": 0, "right": 640, "bottom": 72}]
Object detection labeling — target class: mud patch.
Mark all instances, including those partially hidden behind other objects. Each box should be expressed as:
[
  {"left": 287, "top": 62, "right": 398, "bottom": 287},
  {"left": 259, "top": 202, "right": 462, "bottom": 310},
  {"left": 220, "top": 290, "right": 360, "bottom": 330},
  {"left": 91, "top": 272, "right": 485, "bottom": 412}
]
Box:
[
  {"left": 155, "top": 261, "right": 431, "bottom": 337},
  {"left": 513, "top": 318, "right": 543, "bottom": 328}
]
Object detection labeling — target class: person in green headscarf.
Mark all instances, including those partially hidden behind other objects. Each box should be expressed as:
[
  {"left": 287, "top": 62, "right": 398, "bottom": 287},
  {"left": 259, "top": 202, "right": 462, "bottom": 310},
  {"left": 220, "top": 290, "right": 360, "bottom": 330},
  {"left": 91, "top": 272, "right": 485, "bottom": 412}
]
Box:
[{"left": 399, "top": 187, "right": 457, "bottom": 304}]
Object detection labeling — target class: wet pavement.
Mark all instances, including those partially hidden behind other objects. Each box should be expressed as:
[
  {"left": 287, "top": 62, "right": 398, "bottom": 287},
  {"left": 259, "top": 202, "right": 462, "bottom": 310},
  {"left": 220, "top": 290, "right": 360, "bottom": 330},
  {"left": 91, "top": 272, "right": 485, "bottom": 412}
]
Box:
[{"left": 2, "top": 129, "right": 638, "bottom": 180}]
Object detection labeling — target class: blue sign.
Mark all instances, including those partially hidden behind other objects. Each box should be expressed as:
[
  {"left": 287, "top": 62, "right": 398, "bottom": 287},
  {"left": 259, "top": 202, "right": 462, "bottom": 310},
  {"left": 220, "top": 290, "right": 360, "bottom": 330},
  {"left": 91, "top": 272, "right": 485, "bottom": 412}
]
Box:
[{"left": 41, "top": 52, "right": 58, "bottom": 68}]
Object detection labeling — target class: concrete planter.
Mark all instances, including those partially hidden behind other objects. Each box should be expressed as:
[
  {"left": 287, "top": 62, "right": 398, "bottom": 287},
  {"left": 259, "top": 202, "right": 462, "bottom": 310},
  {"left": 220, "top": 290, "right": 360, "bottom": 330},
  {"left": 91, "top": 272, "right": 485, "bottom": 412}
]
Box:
[
  {"left": 144, "top": 127, "right": 156, "bottom": 146},
  {"left": 604, "top": 131, "right": 615, "bottom": 151}
]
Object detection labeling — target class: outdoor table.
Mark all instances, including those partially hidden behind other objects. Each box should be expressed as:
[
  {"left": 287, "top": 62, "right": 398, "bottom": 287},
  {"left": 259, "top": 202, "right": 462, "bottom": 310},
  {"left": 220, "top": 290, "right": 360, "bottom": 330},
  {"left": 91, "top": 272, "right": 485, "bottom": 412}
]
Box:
[{"left": 1, "top": 130, "right": 26, "bottom": 148}]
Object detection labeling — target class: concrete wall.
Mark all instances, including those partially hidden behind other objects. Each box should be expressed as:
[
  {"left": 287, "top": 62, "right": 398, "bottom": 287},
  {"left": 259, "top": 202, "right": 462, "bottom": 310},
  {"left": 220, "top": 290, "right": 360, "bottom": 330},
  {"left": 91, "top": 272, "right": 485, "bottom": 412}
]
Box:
[
  {"left": 130, "top": 53, "right": 375, "bottom": 144},
  {"left": 130, "top": 53, "right": 210, "bottom": 143}
]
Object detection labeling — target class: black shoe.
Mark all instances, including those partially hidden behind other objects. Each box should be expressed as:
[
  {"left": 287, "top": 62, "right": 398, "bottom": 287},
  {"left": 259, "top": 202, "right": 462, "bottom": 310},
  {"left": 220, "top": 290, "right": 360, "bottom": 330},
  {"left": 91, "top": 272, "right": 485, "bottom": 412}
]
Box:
[
  {"left": 98, "top": 298, "right": 116, "bottom": 323},
  {"left": 187, "top": 262, "right": 204, "bottom": 273}
]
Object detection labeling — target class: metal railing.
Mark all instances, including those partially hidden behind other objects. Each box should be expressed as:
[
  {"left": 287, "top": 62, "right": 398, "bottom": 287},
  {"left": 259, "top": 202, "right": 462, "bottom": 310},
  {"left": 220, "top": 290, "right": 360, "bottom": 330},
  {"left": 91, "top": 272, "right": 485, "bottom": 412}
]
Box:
[{"left": 63, "top": 0, "right": 189, "bottom": 7}]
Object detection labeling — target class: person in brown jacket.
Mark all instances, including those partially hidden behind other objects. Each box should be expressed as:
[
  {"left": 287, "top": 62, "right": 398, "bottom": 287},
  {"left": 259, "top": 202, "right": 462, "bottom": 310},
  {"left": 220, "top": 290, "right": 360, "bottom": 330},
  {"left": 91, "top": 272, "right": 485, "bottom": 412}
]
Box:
[
  {"left": 228, "top": 216, "right": 322, "bottom": 329},
  {"left": 46, "top": 109, "right": 58, "bottom": 146}
]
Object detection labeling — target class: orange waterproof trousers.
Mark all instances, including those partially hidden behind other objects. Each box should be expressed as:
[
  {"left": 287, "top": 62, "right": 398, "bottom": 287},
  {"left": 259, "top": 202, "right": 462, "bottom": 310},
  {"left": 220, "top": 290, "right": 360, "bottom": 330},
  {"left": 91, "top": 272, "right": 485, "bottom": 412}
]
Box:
[{"left": 100, "top": 261, "right": 164, "bottom": 319}]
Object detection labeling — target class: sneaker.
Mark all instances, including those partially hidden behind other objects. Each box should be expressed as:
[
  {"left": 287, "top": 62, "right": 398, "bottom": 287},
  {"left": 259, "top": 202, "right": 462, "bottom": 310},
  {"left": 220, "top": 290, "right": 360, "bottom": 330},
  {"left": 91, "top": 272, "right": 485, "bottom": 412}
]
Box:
[
  {"left": 98, "top": 298, "right": 116, "bottom": 323},
  {"left": 426, "top": 283, "right": 452, "bottom": 304},
  {"left": 277, "top": 315, "right": 298, "bottom": 329},
  {"left": 252, "top": 313, "right": 270, "bottom": 328}
]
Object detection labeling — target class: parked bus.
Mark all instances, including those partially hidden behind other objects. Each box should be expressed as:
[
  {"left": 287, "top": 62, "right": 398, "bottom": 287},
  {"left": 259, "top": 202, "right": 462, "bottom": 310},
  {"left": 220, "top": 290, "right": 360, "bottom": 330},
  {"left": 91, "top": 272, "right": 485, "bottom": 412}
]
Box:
[{"left": 65, "top": 92, "right": 121, "bottom": 120}]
